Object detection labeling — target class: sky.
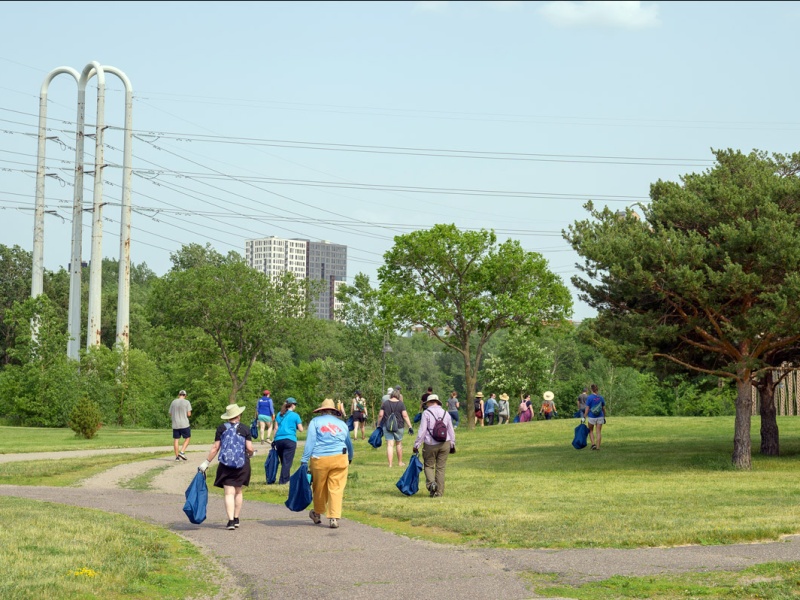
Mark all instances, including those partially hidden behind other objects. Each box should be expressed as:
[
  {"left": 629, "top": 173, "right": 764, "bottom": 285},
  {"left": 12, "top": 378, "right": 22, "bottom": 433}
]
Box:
[{"left": 2, "top": 1, "right": 800, "bottom": 322}]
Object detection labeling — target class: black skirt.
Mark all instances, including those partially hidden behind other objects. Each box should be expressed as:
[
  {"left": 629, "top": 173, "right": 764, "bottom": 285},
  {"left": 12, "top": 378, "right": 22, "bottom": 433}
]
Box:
[{"left": 214, "top": 461, "right": 251, "bottom": 488}]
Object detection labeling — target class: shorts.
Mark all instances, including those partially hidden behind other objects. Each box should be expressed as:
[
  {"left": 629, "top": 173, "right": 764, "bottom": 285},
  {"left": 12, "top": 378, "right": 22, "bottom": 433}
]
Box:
[
  {"left": 172, "top": 427, "right": 191, "bottom": 440},
  {"left": 383, "top": 427, "right": 403, "bottom": 442},
  {"left": 587, "top": 416, "right": 605, "bottom": 426},
  {"left": 258, "top": 414, "right": 273, "bottom": 423},
  {"left": 352, "top": 411, "right": 365, "bottom": 423},
  {"left": 475, "top": 410, "right": 483, "bottom": 419}
]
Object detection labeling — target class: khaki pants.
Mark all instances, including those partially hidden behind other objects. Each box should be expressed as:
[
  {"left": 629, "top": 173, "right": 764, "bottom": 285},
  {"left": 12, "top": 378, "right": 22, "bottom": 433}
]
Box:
[
  {"left": 309, "top": 453, "right": 349, "bottom": 519},
  {"left": 422, "top": 442, "right": 448, "bottom": 496}
]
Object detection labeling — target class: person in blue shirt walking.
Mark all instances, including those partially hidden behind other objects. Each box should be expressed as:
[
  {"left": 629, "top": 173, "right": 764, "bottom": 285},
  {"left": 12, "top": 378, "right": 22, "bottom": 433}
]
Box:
[
  {"left": 273, "top": 397, "right": 304, "bottom": 485},
  {"left": 583, "top": 384, "right": 607, "bottom": 450},
  {"left": 302, "top": 398, "right": 354, "bottom": 529},
  {"left": 256, "top": 390, "right": 275, "bottom": 444}
]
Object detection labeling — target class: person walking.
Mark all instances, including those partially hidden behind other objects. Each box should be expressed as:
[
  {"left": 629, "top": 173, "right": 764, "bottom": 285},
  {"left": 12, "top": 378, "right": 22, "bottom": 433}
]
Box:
[
  {"left": 474, "top": 391, "right": 485, "bottom": 427},
  {"left": 518, "top": 393, "right": 534, "bottom": 422},
  {"left": 377, "top": 389, "right": 414, "bottom": 468},
  {"left": 350, "top": 391, "right": 368, "bottom": 441},
  {"left": 169, "top": 390, "right": 192, "bottom": 461},
  {"left": 446, "top": 391, "right": 460, "bottom": 428},
  {"left": 198, "top": 403, "right": 254, "bottom": 530},
  {"left": 497, "top": 393, "right": 511, "bottom": 424},
  {"left": 484, "top": 393, "right": 498, "bottom": 426},
  {"left": 273, "top": 398, "right": 304, "bottom": 485},
  {"left": 302, "top": 398, "right": 354, "bottom": 529},
  {"left": 413, "top": 394, "right": 456, "bottom": 497},
  {"left": 584, "top": 384, "right": 607, "bottom": 450},
  {"left": 575, "top": 387, "right": 589, "bottom": 418},
  {"left": 539, "top": 391, "right": 557, "bottom": 420},
  {"left": 420, "top": 386, "right": 433, "bottom": 413},
  {"left": 256, "top": 390, "right": 275, "bottom": 444}
]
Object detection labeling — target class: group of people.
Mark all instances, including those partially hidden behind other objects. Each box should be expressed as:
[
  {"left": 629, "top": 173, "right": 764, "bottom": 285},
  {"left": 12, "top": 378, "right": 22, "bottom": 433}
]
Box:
[{"left": 169, "top": 381, "right": 606, "bottom": 531}]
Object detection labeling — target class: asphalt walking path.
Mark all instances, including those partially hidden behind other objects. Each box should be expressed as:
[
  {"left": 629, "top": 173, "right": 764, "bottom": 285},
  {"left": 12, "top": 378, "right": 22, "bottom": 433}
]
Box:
[{"left": 2, "top": 447, "right": 800, "bottom": 600}]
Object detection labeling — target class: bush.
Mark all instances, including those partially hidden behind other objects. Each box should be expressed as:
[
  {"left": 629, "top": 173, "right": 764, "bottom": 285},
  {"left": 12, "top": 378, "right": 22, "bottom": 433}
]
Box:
[{"left": 69, "top": 396, "right": 103, "bottom": 439}]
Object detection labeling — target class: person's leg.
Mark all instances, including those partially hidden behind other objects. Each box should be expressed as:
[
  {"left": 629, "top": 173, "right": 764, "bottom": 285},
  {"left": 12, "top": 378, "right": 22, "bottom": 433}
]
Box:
[
  {"left": 180, "top": 435, "right": 190, "bottom": 454},
  {"left": 234, "top": 486, "right": 243, "bottom": 519},
  {"left": 433, "top": 444, "right": 447, "bottom": 496},
  {"left": 223, "top": 485, "right": 236, "bottom": 521},
  {"left": 279, "top": 441, "right": 296, "bottom": 484},
  {"left": 421, "top": 444, "right": 436, "bottom": 493},
  {"left": 325, "top": 454, "right": 348, "bottom": 520},
  {"left": 259, "top": 419, "right": 266, "bottom": 442},
  {"left": 309, "top": 456, "right": 331, "bottom": 517},
  {"left": 588, "top": 423, "right": 596, "bottom": 448},
  {"left": 595, "top": 423, "right": 603, "bottom": 449},
  {"left": 396, "top": 441, "right": 404, "bottom": 467},
  {"left": 386, "top": 439, "right": 395, "bottom": 467},
  {"left": 173, "top": 436, "right": 180, "bottom": 457}
]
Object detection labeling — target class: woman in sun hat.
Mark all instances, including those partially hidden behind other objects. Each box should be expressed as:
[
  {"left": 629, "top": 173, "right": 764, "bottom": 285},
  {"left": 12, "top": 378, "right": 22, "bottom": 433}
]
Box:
[
  {"left": 273, "top": 398, "right": 304, "bottom": 485},
  {"left": 473, "top": 391, "right": 485, "bottom": 427},
  {"left": 413, "top": 394, "right": 456, "bottom": 497},
  {"left": 301, "top": 399, "right": 354, "bottom": 529},
  {"left": 198, "top": 403, "right": 254, "bottom": 530},
  {"left": 539, "top": 391, "right": 557, "bottom": 420},
  {"left": 497, "top": 393, "right": 511, "bottom": 424}
]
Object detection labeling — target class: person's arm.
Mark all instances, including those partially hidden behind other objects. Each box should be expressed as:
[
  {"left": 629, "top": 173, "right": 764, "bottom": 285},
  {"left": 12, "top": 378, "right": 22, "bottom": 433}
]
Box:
[
  {"left": 245, "top": 438, "right": 255, "bottom": 457},
  {"left": 199, "top": 439, "right": 221, "bottom": 471},
  {"left": 414, "top": 410, "right": 428, "bottom": 451},
  {"left": 296, "top": 414, "right": 304, "bottom": 433},
  {"left": 402, "top": 410, "right": 413, "bottom": 430},
  {"left": 345, "top": 434, "right": 354, "bottom": 462},
  {"left": 301, "top": 422, "right": 317, "bottom": 464}
]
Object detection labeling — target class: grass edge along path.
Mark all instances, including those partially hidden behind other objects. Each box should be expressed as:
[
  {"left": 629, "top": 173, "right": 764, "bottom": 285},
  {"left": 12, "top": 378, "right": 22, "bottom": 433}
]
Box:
[
  {"left": 0, "top": 453, "right": 168, "bottom": 487},
  {"left": 523, "top": 561, "right": 800, "bottom": 599},
  {"left": 0, "top": 495, "right": 220, "bottom": 600}
]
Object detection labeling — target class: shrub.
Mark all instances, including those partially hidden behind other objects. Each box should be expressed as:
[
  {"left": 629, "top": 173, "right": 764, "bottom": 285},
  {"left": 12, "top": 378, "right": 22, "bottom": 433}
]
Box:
[{"left": 69, "top": 396, "right": 103, "bottom": 439}]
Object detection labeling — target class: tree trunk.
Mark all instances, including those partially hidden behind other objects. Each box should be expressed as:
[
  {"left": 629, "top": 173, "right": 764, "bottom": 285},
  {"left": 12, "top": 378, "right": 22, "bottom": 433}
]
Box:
[
  {"left": 732, "top": 375, "right": 753, "bottom": 469},
  {"left": 758, "top": 371, "right": 780, "bottom": 456},
  {"left": 464, "top": 361, "right": 476, "bottom": 431}
]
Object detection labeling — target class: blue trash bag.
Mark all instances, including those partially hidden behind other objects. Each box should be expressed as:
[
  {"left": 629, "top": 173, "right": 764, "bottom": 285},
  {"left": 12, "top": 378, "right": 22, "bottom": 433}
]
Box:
[
  {"left": 396, "top": 454, "right": 424, "bottom": 496},
  {"left": 346, "top": 415, "right": 355, "bottom": 432},
  {"left": 265, "top": 445, "right": 279, "bottom": 484},
  {"left": 412, "top": 412, "right": 422, "bottom": 423},
  {"left": 368, "top": 426, "right": 384, "bottom": 449},
  {"left": 183, "top": 470, "right": 208, "bottom": 525},
  {"left": 512, "top": 415, "right": 520, "bottom": 423},
  {"left": 250, "top": 418, "right": 259, "bottom": 440},
  {"left": 285, "top": 463, "right": 313, "bottom": 512},
  {"left": 572, "top": 422, "right": 590, "bottom": 450}
]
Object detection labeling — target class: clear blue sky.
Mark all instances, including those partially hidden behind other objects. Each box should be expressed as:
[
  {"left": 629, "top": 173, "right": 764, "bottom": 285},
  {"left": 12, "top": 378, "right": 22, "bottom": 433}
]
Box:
[{"left": 2, "top": 1, "right": 799, "bottom": 321}]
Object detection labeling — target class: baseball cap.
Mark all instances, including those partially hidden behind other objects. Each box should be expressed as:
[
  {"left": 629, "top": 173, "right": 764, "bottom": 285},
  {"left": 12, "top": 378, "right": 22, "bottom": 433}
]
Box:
[
  {"left": 263, "top": 390, "right": 270, "bottom": 396},
  {"left": 286, "top": 397, "right": 297, "bottom": 405},
  {"left": 178, "top": 390, "right": 187, "bottom": 396}
]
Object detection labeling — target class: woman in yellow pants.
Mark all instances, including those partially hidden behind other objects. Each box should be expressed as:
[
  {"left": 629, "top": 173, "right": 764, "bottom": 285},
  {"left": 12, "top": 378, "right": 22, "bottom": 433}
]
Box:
[{"left": 301, "top": 398, "right": 354, "bottom": 529}]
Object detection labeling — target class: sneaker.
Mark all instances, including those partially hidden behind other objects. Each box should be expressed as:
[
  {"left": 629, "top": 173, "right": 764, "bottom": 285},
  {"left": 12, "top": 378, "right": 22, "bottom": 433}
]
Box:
[
  {"left": 309, "top": 510, "right": 321, "bottom": 525},
  {"left": 175, "top": 456, "right": 181, "bottom": 461},
  {"left": 591, "top": 445, "right": 598, "bottom": 450},
  {"left": 233, "top": 517, "right": 240, "bottom": 528},
  {"left": 178, "top": 452, "right": 187, "bottom": 461},
  {"left": 428, "top": 482, "right": 437, "bottom": 498},
  {"left": 329, "top": 518, "right": 339, "bottom": 529},
  {"left": 226, "top": 520, "right": 235, "bottom": 530}
]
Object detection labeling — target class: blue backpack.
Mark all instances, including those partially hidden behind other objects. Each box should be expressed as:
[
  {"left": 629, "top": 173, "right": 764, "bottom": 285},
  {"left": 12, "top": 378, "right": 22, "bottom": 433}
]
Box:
[{"left": 218, "top": 422, "right": 246, "bottom": 468}]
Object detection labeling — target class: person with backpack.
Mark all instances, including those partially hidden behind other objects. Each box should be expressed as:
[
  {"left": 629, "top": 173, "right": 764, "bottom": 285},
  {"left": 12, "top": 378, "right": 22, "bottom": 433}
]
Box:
[
  {"left": 273, "top": 398, "right": 304, "bottom": 485},
  {"left": 302, "top": 398, "right": 354, "bottom": 529},
  {"left": 473, "top": 391, "right": 485, "bottom": 427},
  {"left": 446, "top": 391, "right": 460, "bottom": 428},
  {"left": 198, "top": 403, "right": 255, "bottom": 530},
  {"left": 518, "top": 393, "right": 534, "bottom": 422},
  {"left": 377, "top": 388, "right": 414, "bottom": 468},
  {"left": 413, "top": 394, "right": 456, "bottom": 497},
  {"left": 256, "top": 390, "right": 275, "bottom": 445},
  {"left": 539, "top": 391, "right": 557, "bottom": 420},
  {"left": 583, "top": 384, "right": 607, "bottom": 450},
  {"left": 350, "top": 391, "right": 368, "bottom": 441},
  {"left": 484, "top": 393, "right": 498, "bottom": 426}
]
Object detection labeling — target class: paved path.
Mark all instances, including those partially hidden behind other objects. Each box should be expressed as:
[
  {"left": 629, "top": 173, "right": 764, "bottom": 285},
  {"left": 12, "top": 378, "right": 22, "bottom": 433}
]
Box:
[{"left": 2, "top": 448, "right": 800, "bottom": 599}]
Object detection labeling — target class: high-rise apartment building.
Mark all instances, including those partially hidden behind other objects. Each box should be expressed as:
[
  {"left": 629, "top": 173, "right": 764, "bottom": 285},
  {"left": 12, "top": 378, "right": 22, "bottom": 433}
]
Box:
[{"left": 244, "top": 237, "right": 347, "bottom": 321}]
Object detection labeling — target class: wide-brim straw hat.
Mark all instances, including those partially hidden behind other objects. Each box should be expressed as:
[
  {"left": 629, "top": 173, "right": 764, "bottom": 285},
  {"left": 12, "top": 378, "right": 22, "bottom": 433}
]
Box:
[
  {"left": 475, "top": 391, "right": 484, "bottom": 398},
  {"left": 424, "top": 394, "right": 442, "bottom": 406},
  {"left": 499, "top": 393, "right": 510, "bottom": 401},
  {"left": 221, "top": 403, "right": 246, "bottom": 420},
  {"left": 313, "top": 398, "right": 343, "bottom": 417},
  {"left": 543, "top": 391, "right": 554, "bottom": 401}
]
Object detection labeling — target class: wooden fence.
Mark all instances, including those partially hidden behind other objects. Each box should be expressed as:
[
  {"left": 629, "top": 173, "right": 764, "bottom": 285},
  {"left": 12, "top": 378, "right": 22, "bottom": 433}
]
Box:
[{"left": 751, "top": 369, "right": 800, "bottom": 415}]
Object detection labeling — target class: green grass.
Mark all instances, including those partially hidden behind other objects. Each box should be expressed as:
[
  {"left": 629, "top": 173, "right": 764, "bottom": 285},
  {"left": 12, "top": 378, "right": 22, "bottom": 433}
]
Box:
[
  {"left": 524, "top": 561, "right": 800, "bottom": 599},
  {"left": 0, "top": 425, "right": 217, "bottom": 453},
  {"left": 119, "top": 465, "right": 171, "bottom": 491},
  {"left": 0, "top": 496, "right": 219, "bottom": 600},
  {"left": 245, "top": 416, "right": 800, "bottom": 548},
  {"left": 0, "top": 453, "right": 167, "bottom": 486}
]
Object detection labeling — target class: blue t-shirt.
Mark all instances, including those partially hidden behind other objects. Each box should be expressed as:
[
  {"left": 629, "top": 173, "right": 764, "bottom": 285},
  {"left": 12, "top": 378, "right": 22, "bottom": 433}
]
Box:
[
  {"left": 301, "top": 414, "right": 354, "bottom": 464},
  {"left": 273, "top": 411, "right": 302, "bottom": 442},
  {"left": 484, "top": 398, "right": 498, "bottom": 413},
  {"left": 257, "top": 396, "right": 274, "bottom": 416},
  {"left": 585, "top": 394, "right": 605, "bottom": 417}
]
